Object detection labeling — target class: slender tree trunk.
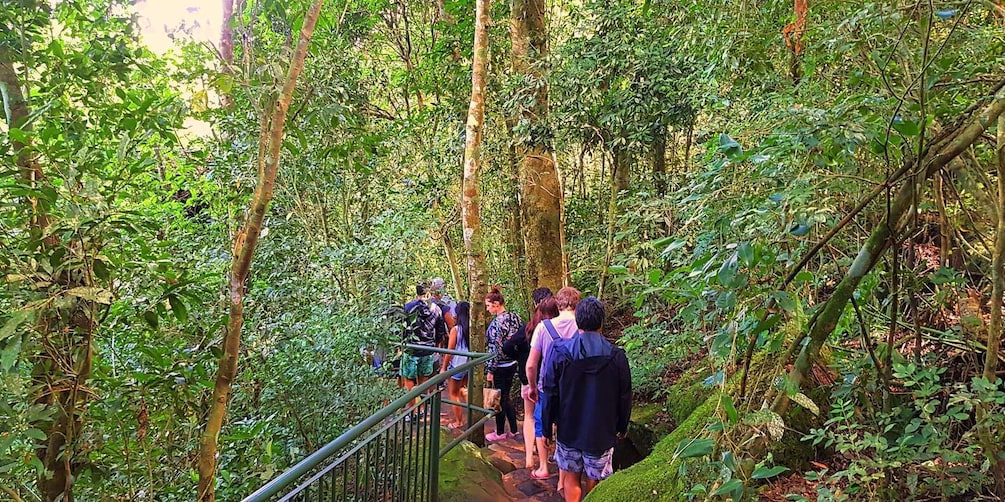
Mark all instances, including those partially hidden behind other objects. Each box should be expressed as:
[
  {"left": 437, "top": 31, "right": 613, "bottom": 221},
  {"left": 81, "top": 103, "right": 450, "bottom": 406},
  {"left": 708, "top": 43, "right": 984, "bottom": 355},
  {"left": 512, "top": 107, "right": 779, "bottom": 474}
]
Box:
[
  {"left": 773, "top": 90, "right": 1005, "bottom": 413},
  {"left": 981, "top": 113, "right": 1005, "bottom": 495},
  {"left": 441, "top": 230, "right": 465, "bottom": 300},
  {"left": 510, "top": 0, "right": 563, "bottom": 295},
  {"left": 196, "top": 3, "right": 324, "bottom": 499},
  {"left": 3, "top": 45, "right": 91, "bottom": 502},
  {"left": 461, "top": 0, "right": 491, "bottom": 446},
  {"left": 652, "top": 126, "right": 667, "bottom": 197},
  {"left": 598, "top": 146, "right": 629, "bottom": 299},
  {"left": 782, "top": 0, "right": 808, "bottom": 84},
  {"left": 1, "top": 49, "right": 49, "bottom": 237}
]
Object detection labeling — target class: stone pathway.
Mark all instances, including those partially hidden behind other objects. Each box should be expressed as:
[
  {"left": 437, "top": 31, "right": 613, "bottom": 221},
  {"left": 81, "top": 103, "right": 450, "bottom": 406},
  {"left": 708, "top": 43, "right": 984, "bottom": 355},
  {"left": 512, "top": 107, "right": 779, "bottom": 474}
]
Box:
[{"left": 439, "top": 396, "right": 564, "bottom": 501}]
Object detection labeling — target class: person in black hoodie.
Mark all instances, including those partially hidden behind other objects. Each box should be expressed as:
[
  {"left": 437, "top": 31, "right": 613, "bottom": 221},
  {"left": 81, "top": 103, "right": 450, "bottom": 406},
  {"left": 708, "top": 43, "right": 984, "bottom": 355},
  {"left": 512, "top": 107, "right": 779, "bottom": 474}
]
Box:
[{"left": 542, "top": 296, "right": 631, "bottom": 501}]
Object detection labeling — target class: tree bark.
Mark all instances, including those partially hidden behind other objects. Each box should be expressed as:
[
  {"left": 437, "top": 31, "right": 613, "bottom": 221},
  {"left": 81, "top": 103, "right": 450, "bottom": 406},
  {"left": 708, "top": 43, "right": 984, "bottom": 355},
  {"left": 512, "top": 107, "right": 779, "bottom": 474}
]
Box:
[
  {"left": 773, "top": 90, "right": 1005, "bottom": 412},
  {"left": 598, "top": 146, "right": 629, "bottom": 299},
  {"left": 652, "top": 126, "right": 667, "bottom": 197},
  {"left": 3, "top": 44, "right": 90, "bottom": 502},
  {"left": 461, "top": 0, "right": 491, "bottom": 446},
  {"left": 510, "top": 0, "right": 564, "bottom": 295},
  {"left": 981, "top": 112, "right": 1005, "bottom": 496},
  {"left": 1, "top": 49, "right": 49, "bottom": 237},
  {"left": 196, "top": 2, "right": 324, "bottom": 499},
  {"left": 441, "top": 229, "right": 465, "bottom": 300},
  {"left": 782, "top": 0, "right": 808, "bottom": 84}
]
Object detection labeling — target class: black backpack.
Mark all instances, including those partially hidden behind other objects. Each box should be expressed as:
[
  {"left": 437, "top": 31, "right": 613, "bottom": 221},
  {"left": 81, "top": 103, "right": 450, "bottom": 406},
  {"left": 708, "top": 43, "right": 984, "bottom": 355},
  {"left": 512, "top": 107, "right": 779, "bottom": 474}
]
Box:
[
  {"left": 404, "top": 300, "right": 433, "bottom": 345},
  {"left": 502, "top": 323, "right": 529, "bottom": 360}
]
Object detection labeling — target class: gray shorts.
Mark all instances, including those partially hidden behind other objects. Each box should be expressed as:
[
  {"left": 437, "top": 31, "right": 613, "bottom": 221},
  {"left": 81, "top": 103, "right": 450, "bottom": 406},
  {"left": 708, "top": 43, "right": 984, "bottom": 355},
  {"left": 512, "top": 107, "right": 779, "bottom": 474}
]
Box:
[{"left": 554, "top": 441, "right": 614, "bottom": 481}]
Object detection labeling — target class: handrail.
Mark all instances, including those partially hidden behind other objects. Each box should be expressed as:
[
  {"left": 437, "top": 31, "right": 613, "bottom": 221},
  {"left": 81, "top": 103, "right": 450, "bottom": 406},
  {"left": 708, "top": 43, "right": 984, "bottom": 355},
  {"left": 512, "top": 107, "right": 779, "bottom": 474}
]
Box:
[{"left": 243, "top": 343, "right": 493, "bottom": 502}]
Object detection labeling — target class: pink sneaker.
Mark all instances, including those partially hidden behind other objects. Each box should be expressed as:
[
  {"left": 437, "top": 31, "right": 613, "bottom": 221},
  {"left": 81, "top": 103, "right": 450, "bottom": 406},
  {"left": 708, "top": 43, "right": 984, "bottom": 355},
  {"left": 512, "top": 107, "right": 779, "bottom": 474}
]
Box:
[{"left": 485, "top": 432, "right": 508, "bottom": 441}]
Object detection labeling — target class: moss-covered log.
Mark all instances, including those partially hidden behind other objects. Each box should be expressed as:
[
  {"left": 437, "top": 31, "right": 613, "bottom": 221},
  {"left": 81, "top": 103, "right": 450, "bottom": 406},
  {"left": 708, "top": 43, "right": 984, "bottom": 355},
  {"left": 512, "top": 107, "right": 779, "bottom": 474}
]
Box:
[{"left": 775, "top": 89, "right": 1005, "bottom": 412}]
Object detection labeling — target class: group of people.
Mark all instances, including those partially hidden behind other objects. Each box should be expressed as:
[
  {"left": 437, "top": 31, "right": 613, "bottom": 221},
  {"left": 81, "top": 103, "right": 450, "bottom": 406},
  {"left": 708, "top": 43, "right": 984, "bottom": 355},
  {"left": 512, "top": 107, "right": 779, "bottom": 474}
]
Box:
[{"left": 396, "top": 279, "right": 633, "bottom": 502}]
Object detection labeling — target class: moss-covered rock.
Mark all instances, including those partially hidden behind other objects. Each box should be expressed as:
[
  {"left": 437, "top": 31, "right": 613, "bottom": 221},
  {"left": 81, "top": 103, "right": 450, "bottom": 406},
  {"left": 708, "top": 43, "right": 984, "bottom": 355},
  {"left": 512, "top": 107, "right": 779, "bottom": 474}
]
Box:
[
  {"left": 437, "top": 440, "right": 509, "bottom": 502},
  {"left": 587, "top": 391, "right": 721, "bottom": 501}
]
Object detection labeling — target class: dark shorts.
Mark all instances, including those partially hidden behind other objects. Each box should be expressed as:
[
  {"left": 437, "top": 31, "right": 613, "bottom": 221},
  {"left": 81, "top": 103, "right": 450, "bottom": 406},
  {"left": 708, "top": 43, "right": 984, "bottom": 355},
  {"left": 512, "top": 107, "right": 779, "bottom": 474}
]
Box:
[
  {"left": 555, "top": 441, "right": 614, "bottom": 481},
  {"left": 400, "top": 353, "right": 434, "bottom": 380}
]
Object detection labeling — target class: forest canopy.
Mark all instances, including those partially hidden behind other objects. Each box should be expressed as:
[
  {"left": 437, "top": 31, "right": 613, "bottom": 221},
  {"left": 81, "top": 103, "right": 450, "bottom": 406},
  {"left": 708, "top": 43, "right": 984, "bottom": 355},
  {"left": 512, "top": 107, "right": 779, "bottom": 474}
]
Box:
[{"left": 1, "top": 0, "right": 1004, "bottom": 500}]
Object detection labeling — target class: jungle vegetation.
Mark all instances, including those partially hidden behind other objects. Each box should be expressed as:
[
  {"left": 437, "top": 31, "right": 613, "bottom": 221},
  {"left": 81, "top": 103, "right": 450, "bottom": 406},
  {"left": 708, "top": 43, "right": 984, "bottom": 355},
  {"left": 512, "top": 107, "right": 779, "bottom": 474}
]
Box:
[{"left": 1, "top": 0, "right": 1004, "bottom": 500}]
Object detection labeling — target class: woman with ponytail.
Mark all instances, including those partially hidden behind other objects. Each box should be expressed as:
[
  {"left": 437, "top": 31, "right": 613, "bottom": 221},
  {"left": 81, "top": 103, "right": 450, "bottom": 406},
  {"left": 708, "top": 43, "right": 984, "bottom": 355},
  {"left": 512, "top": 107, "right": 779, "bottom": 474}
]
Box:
[
  {"left": 484, "top": 286, "right": 522, "bottom": 441},
  {"left": 440, "top": 301, "right": 471, "bottom": 428}
]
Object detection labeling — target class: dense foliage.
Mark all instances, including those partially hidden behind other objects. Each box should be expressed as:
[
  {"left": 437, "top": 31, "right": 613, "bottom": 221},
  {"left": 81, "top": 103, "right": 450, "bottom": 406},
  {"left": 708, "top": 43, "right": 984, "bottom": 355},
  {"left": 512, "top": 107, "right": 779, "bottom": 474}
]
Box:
[{"left": 1, "top": 0, "right": 1003, "bottom": 500}]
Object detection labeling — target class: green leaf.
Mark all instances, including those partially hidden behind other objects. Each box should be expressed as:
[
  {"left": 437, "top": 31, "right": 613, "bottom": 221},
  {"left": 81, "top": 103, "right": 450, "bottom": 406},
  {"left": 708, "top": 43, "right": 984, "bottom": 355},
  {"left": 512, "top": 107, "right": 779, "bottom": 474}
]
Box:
[
  {"left": 608, "top": 265, "right": 629, "bottom": 275},
  {"left": 892, "top": 116, "right": 920, "bottom": 136},
  {"left": 717, "top": 252, "right": 738, "bottom": 287},
  {"left": 675, "top": 438, "right": 714, "bottom": 458},
  {"left": 771, "top": 291, "right": 797, "bottom": 312},
  {"left": 24, "top": 428, "right": 47, "bottom": 441},
  {"left": 143, "top": 310, "right": 159, "bottom": 329},
  {"left": 718, "top": 133, "right": 743, "bottom": 160},
  {"left": 168, "top": 294, "right": 188, "bottom": 323},
  {"left": 751, "top": 465, "right": 789, "bottom": 479},
  {"left": 651, "top": 236, "right": 675, "bottom": 248},
  {"left": 737, "top": 242, "right": 755, "bottom": 267},
  {"left": 721, "top": 394, "right": 739, "bottom": 423},
  {"left": 1, "top": 310, "right": 32, "bottom": 342},
  {"left": 647, "top": 269, "right": 662, "bottom": 285},
  {"left": 711, "top": 477, "right": 744, "bottom": 498}
]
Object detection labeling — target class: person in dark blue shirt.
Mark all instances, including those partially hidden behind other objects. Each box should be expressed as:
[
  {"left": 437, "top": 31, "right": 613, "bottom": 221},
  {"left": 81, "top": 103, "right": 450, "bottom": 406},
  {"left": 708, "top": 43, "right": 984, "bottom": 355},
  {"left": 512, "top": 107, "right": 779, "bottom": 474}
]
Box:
[{"left": 542, "top": 297, "right": 632, "bottom": 501}]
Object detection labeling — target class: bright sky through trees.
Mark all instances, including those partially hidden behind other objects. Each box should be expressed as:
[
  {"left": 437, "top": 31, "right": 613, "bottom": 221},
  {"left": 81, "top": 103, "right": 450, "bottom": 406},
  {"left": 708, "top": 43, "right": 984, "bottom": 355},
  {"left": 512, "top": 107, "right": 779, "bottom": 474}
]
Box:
[{"left": 132, "top": 0, "right": 222, "bottom": 53}]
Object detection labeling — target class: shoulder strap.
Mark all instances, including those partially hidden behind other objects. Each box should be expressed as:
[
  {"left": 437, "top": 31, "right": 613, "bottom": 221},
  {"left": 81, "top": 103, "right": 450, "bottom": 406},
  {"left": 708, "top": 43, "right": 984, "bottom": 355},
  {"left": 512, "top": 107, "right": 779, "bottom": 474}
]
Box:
[{"left": 543, "top": 319, "right": 560, "bottom": 342}]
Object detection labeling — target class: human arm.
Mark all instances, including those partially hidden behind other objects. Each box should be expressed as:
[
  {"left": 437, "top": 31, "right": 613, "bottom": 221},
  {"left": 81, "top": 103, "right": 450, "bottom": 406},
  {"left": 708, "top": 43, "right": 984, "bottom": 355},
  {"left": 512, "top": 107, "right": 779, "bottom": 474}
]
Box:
[
  {"left": 440, "top": 326, "right": 458, "bottom": 374},
  {"left": 485, "top": 319, "right": 498, "bottom": 376},
  {"left": 525, "top": 348, "right": 542, "bottom": 402},
  {"left": 616, "top": 350, "right": 632, "bottom": 436},
  {"left": 525, "top": 324, "right": 544, "bottom": 401}
]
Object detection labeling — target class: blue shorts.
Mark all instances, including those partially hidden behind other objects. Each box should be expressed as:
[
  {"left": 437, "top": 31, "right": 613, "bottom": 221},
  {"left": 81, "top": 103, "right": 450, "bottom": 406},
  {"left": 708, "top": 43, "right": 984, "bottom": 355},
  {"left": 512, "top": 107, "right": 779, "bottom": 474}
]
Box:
[
  {"left": 555, "top": 441, "right": 614, "bottom": 481},
  {"left": 533, "top": 392, "right": 546, "bottom": 437}
]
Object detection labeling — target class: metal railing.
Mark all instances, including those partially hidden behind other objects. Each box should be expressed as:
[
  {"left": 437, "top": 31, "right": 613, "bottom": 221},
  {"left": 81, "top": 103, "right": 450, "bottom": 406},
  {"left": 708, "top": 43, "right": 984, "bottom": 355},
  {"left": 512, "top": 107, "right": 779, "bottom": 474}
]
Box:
[{"left": 243, "top": 344, "right": 496, "bottom": 502}]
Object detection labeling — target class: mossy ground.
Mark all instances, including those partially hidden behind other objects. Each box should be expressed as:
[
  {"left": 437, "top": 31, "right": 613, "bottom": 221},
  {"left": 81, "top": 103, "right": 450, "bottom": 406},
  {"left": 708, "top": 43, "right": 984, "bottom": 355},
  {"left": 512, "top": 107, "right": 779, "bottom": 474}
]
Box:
[
  {"left": 437, "top": 438, "right": 509, "bottom": 501},
  {"left": 589, "top": 353, "right": 823, "bottom": 500},
  {"left": 587, "top": 391, "right": 721, "bottom": 501}
]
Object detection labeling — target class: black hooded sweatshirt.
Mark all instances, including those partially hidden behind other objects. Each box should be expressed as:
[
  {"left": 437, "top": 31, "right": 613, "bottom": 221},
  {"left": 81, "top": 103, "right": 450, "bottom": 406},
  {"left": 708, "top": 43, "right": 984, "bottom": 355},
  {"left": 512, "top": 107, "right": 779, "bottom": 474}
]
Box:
[{"left": 542, "top": 331, "right": 632, "bottom": 455}]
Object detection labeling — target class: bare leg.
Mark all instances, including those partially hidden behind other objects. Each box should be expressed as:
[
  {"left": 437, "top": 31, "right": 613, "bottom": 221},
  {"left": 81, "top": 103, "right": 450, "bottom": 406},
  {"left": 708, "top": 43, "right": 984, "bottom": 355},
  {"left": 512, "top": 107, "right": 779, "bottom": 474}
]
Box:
[
  {"left": 447, "top": 377, "right": 468, "bottom": 426},
  {"left": 402, "top": 378, "right": 417, "bottom": 407},
  {"left": 584, "top": 478, "right": 598, "bottom": 496},
  {"left": 562, "top": 470, "right": 582, "bottom": 502},
  {"left": 522, "top": 397, "right": 535, "bottom": 468},
  {"left": 531, "top": 437, "right": 549, "bottom": 477}
]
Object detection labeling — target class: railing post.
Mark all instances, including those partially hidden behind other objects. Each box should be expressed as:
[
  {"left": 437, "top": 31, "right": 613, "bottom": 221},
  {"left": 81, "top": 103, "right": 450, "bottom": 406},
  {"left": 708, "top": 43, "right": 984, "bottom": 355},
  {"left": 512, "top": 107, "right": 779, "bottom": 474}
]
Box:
[
  {"left": 429, "top": 392, "right": 441, "bottom": 502},
  {"left": 466, "top": 365, "right": 474, "bottom": 431}
]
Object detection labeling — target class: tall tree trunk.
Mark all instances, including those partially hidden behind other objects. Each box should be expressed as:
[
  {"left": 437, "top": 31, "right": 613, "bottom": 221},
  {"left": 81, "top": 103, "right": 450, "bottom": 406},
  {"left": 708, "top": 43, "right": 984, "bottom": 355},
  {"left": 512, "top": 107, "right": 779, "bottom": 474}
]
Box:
[
  {"left": 598, "top": 145, "right": 629, "bottom": 299},
  {"left": 461, "top": 0, "right": 491, "bottom": 446},
  {"left": 773, "top": 89, "right": 1005, "bottom": 413},
  {"left": 196, "top": 2, "right": 324, "bottom": 499},
  {"left": 510, "top": 0, "right": 564, "bottom": 295},
  {"left": 508, "top": 146, "right": 530, "bottom": 306},
  {"left": 3, "top": 45, "right": 90, "bottom": 502}
]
